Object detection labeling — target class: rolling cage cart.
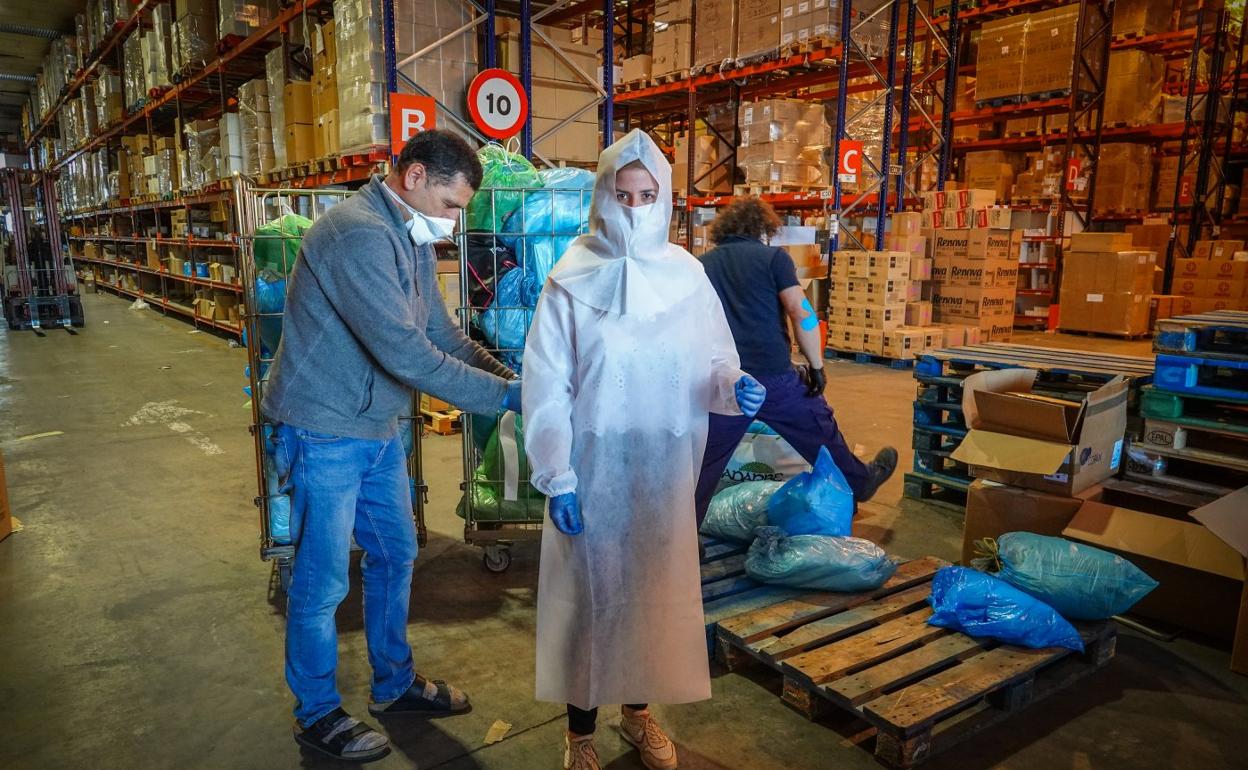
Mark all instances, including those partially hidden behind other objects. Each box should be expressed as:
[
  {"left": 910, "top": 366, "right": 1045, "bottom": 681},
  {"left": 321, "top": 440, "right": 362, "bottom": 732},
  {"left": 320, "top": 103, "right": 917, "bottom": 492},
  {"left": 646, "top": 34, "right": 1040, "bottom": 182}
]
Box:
[
  {"left": 2, "top": 169, "right": 84, "bottom": 331},
  {"left": 237, "top": 182, "right": 428, "bottom": 593},
  {"left": 456, "top": 181, "right": 591, "bottom": 573}
]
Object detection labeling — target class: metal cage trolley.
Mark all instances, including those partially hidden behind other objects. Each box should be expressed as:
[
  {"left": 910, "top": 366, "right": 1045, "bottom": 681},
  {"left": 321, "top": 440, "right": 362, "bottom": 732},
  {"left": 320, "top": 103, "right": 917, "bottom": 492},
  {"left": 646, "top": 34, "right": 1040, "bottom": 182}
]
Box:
[
  {"left": 2, "top": 169, "right": 84, "bottom": 331},
  {"left": 238, "top": 182, "right": 429, "bottom": 592},
  {"left": 456, "top": 180, "right": 592, "bottom": 573}
]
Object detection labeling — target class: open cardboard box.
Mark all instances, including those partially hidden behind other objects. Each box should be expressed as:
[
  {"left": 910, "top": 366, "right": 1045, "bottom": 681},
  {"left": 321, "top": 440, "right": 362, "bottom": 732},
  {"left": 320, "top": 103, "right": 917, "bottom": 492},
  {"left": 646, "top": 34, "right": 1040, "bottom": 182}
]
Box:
[
  {"left": 951, "top": 369, "right": 1128, "bottom": 496},
  {"left": 963, "top": 479, "right": 1248, "bottom": 673}
]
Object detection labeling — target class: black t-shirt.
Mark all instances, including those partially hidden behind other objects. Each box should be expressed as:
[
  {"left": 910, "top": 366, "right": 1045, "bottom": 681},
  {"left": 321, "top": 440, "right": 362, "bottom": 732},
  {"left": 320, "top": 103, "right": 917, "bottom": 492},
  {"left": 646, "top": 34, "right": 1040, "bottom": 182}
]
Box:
[{"left": 700, "top": 235, "right": 800, "bottom": 375}]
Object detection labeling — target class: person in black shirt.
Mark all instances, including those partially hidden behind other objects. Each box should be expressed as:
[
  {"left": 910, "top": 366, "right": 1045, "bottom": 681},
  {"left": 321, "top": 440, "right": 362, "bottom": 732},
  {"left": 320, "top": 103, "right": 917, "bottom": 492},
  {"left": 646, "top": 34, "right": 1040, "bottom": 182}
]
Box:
[{"left": 695, "top": 197, "right": 897, "bottom": 525}]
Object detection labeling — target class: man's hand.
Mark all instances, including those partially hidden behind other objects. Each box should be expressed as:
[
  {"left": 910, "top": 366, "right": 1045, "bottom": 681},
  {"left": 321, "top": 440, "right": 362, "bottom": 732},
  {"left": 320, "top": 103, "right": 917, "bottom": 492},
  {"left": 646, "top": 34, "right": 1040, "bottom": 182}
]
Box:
[
  {"left": 502, "top": 379, "right": 522, "bottom": 413},
  {"left": 735, "top": 375, "right": 767, "bottom": 418},
  {"left": 549, "top": 493, "right": 583, "bottom": 535},
  {"left": 802, "top": 365, "right": 826, "bottom": 398}
]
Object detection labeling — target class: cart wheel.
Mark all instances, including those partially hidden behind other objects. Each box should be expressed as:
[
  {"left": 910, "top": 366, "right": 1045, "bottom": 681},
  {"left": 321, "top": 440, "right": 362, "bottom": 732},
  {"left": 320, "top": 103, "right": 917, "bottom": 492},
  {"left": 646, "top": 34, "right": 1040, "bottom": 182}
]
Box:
[
  {"left": 278, "top": 558, "right": 294, "bottom": 593},
  {"left": 483, "top": 546, "right": 512, "bottom": 574}
]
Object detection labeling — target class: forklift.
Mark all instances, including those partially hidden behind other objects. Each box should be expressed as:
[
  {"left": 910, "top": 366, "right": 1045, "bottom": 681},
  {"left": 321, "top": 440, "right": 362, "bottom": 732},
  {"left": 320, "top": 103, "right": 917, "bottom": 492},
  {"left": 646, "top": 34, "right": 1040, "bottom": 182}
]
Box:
[{"left": 2, "top": 168, "right": 84, "bottom": 331}]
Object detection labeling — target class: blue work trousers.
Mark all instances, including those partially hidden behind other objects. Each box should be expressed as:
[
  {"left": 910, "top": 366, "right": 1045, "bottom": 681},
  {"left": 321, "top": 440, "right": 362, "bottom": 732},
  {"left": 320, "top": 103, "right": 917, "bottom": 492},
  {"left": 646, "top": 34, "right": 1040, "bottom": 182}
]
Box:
[
  {"left": 695, "top": 369, "right": 871, "bottom": 525},
  {"left": 273, "top": 424, "right": 418, "bottom": 726}
]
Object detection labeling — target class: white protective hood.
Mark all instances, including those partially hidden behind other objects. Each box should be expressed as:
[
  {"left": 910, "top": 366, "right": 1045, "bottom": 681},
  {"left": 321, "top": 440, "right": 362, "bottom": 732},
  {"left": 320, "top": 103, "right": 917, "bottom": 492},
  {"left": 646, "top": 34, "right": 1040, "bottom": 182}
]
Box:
[{"left": 548, "top": 129, "right": 703, "bottom": 316}]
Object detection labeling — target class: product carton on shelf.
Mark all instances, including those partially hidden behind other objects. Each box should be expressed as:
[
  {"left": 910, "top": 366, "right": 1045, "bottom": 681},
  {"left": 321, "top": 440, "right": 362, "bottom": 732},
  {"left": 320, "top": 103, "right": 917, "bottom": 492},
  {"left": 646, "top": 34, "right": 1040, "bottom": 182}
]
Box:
[
  {"left": 1112, "top": 0, "right": 1173, "bottom": 38},
  {"left": 693, "top": 0, "right": 737, "bottom": 70},
  {"left": 218, "top": 0, "right": 277, "bottom": 40},
  {"left": 622, "top": 54, "right": 652, "bottom": 83},
  {"left": 1103, "top": 51, "right": 1164, "bottom": 127},
  {"left": 951, "top": 368, "right": 1129, "bottom": 497},
  {"left": 1093, "top": 143, "right": 1154, "bottom": 216},
  {"left": 1058, "top": 249, "right": 1156, "bottom": 336},
  {"left": 738, "top": 0, "right": 782, "bottom": 61}
]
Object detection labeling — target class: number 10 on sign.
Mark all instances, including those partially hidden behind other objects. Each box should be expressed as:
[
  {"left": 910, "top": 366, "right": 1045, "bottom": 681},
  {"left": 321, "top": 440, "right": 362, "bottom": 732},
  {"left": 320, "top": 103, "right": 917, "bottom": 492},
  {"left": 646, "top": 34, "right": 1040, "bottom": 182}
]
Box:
[{"left": 467, "top": 68, "right": 530, "bottom": 140}]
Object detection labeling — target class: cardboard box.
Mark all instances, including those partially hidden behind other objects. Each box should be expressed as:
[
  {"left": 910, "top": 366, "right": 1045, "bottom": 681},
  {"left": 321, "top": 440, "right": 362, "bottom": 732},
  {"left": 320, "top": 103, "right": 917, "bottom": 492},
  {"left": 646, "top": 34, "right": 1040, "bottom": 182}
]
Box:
[
  {"left": 910, "top": 257, "right": 933, "bottom": 281},
  {"left": 286, "top": 124, "right": 315, "bottom": 164},
  {"left": 283, "top": 81, "right": 314, "bottom": 125},
  {"left": 1070, "top": 231, "right": 1134, "bottom": 252},
  {"left": 1059, "top": 249, "right": 1156, "bottom": 336},
  {"left": 622, "top": 54, "right": 652, "bottom": 82},
  {"left": 863, "top": 303, "right": 907, "bottom": 330},
  {"left": 861, "top": 328, "right": 885, "bottom": 355},
  {"left": 867, "top": 252, "right": 911, "bottom": 280},
  {"left": 951, "top": 369, "right": 1128, "bottom": 497},
  {"left": 738, "top": 0, "right": 782, "bottom": 60},
  {"left": 1195, "top": 239, "right": 1246, "bottom": 260},
  {"left": 883, "top": 327, "right": 927, "bottom": 360},
  {"left": 906, "top": 301, "right": 933, "bottom": 327},
  {"left": 0, "top": 449, "right": 12, "bottom": 543}
]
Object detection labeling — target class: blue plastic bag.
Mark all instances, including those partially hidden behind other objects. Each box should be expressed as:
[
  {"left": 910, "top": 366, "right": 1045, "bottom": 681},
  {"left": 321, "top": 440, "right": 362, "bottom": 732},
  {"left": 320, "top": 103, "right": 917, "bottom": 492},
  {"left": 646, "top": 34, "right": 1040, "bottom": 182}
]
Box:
[
  {"left": 254, "top": 271, "right": 286, "bottom": 356},
  {"left": 991, "top": 532, "right": 1158, "bottom": 621},
  {"left": 928, "top": 566, "right": 1085, "bottom": 652},
  {"left": 475, "top": 267, "right": 533, "bottom": 355},
  {"left": 767, "top": 446, "right": 855, "bottom": 536},
  {"left": 700, "top": 481, "right": 783, "bottom": 542},
  {"left": 746, "top": 527, "right": 897, "bottom": 591},
  {"left": 263, "top": 450, "right": 292, "bottom": 545}
]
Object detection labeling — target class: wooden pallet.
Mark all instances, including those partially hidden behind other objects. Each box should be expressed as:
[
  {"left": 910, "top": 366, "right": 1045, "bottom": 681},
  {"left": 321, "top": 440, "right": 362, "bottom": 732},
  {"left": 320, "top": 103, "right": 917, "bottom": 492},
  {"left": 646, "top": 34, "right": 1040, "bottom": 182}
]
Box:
[
  {"left": 1154, "top": 353, "right": 1248, "bottom": 402},
  {"left": 901, "top": 470, "right": 969, "bottom": 508},
  {"left": 421, "top": 408, "right": 462, "bottom": 436},
  {"left": 1138, "top": 418, "right": 1248, "bottom": 472},
  {"left": 700, "top": 537, "right": 806, "bottom": 656},
  {"left": 827, "top": 348, "right": 915, "bottom": 369},
  {"left": 1058, "top": 327, "right": 1153, "bottom": 341},
  {"left": 780, "top": 35, "right": 837, "bottom": 58},
  {"left": 914, "top": 343, "right": 1155, "bottom": 383},
  {"left": 652, "top": 68, "right": 690, "bottom": 84},
  {"left": 1154, "top": 310, "right": 1248, "bottom": 356},
  {"left": 733, "top": 183, "right": 830, "bottom": 197},
  {"left": 715, "top": 559, "right": 1117, "bottom": 769}
]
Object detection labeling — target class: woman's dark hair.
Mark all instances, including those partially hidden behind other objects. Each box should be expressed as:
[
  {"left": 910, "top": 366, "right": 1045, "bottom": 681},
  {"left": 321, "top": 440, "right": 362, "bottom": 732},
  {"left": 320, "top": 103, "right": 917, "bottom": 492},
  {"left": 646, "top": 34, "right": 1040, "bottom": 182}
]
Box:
[
  {"left": 709, "top": 197, "right": 783, "bottom": 244},
  {"left": 396, "top": 130, "right": 484, "bottom": 190}
]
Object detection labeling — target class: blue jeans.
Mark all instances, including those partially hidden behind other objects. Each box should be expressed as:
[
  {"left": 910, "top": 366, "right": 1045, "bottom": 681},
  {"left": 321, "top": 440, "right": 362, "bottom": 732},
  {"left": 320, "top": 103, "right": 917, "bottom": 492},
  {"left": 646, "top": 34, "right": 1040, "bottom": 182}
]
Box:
[
  {"left": 273, "top": 424, "right": 418, "bottom": 726},
  {"left": 695, "top": 370, "right": 871, "bottom": 525}
]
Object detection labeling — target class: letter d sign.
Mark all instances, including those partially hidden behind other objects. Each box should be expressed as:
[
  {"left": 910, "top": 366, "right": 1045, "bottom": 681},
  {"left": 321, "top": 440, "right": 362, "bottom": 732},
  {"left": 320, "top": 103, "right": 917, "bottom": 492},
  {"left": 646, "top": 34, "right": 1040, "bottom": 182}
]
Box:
[{"left": 389, "top": 93, "right": 438, "bottom": 156}]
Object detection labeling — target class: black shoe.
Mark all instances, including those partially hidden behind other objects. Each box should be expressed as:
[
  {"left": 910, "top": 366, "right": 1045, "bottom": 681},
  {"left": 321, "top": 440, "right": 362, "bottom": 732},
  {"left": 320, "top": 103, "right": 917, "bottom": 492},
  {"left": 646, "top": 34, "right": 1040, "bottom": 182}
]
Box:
[
  {"left": 293, "top": 707, "right": 389, "bottom": 762},
  {"left": 369, "top": 675, "right": 472, "bottom": 718},
  {"left": 858, "top": 447, "right": 899, "bottom": 503}
]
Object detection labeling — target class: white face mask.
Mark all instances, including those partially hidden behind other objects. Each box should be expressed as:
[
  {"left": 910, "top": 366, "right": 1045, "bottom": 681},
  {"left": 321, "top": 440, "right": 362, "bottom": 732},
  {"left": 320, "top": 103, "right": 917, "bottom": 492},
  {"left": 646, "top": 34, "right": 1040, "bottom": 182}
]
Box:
[{"left": 384, "top": 181, "right": 457, "bottom": 246}]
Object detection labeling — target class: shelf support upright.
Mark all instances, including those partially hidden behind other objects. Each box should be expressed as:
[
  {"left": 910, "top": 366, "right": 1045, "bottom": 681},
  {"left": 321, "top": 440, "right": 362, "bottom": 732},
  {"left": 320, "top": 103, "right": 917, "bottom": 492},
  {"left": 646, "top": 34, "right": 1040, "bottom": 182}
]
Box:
[
  {"left": 1188, "top": 9, "right": 1230, "bottom": 255},
  {"left": 895, "top": 0, "right": 918, "bottom": 212},
  {"left": 603, "top": 0, "right": 615, "bottom": 149},
  {"left": 521, "top": 0, "right": 534, "bottom": 157},
  {"left": 484, "top": 0, "right": 497, "bottom": 69},
  {"left": 875, "top": 0, "right": 902, "bottom": 243},
  {"left": 1213, "top": 15, "right": 1244, "bottom": 226},
  {"left": 936, "top": 0, "right": 960, "bottom": 190},
  {"left": 1168, "top": 4, "right": 1214, "bottom": 279},
  {"left": 829, "top": 0, "right": 854, "bottom": 254}
]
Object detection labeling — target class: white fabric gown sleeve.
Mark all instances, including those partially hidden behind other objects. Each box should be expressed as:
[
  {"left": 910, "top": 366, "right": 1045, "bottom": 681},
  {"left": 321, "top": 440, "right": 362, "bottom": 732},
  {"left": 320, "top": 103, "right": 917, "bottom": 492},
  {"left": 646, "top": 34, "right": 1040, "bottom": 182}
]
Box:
[
  {"left": 522, "top": 282, "right": 580, "bottom": 498},
  {"left": 703, "top": 282, "right": 747, "bottom": 416}
]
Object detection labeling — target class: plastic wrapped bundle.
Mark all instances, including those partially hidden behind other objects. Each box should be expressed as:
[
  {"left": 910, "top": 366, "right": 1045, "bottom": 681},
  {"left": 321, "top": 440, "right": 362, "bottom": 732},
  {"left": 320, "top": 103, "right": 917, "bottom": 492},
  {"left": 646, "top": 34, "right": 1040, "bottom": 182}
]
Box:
[
  {"left": 456, "top": 414, "right": 546, "bottom": 522},
  {"left": 928, "top": 566, "right": 1085, "bottom": 652},
  {"left": 123, "top": 34, "right": 145, "bottom": 108},
  {"left": 218, "top": 0, "right": 277, "bottom": 39},
  {"left": 253, "top": 212, "right": 312, "bottom": 275},
  {"left": 265, "top": 46, "right": 288, "bottom": 168},
  {"left": 254, "top": 271, "right": 287, "bottom": 355},
  {"left": 466, "top": 143, "right": 541, "bottom": 232},
  {"left": 746, "top": 527, "right": 897, "bottom": 591},
  {"left": 700, "top": 480, "right": 783, "bottom": 542},
  {"left": 981, "top": 532, "right": 1158, "bottom": 621},
  {"left": 183, "top": 119, "right": 221, "bottom": 191},
  {"left": 173, "top": 12, "right": 216, "bottom": 75},
  {"left": 767, "top": 446, "right": 855, "bottom": 537},
  {"left": 335, "top": 0, "right": 388, "bottom": 152}
]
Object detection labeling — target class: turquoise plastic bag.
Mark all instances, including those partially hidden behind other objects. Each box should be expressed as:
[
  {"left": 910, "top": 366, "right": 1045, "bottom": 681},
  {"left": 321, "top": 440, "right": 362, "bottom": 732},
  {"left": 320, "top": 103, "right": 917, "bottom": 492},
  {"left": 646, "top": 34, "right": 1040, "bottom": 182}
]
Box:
[
  {"left": 746, "top": 527, "right": 897, "bottom": 591},
  {"left": 989, "top": 532, "right": 1158, "bottom": 621},
  {"left": 700, "top": 480, "right": 783, "bottom": 542},
  {"left": 767, "top": 446, "right": 855, "bottom": 536},
  {"left": 928, "top": 566, "right": 1085, "bottom": 652}
]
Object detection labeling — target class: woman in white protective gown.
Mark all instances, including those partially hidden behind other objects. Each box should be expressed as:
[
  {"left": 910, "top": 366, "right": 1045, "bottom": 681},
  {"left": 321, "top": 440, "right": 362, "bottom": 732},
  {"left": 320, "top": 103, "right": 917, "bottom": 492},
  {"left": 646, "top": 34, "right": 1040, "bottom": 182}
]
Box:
[{"left": 522, "top": 129, "right": 767, "bottom": 770}]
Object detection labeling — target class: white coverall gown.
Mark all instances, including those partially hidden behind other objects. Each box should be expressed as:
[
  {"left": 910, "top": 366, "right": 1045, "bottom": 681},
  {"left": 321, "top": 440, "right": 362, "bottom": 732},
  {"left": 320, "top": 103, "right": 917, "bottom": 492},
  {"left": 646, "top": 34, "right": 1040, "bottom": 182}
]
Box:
[{"left": 523, "top": 130, "right": 745, "bottom": 710}]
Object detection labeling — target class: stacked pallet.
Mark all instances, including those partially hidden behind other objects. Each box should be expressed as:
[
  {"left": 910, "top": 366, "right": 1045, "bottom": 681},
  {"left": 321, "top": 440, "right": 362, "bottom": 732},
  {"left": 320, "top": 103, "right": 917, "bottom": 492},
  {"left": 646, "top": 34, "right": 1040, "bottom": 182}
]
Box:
[
  {"left": 902, "top": 343, "right": 1156, "bottom": 505},
  {"left": 1133, "top": 311, "right": 1248, "bottom": 496}
]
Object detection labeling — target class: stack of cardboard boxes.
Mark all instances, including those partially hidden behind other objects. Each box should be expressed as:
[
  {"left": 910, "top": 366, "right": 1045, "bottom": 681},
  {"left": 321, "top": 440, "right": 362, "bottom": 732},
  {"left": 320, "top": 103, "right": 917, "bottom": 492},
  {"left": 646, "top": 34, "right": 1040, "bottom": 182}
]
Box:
[
  {"left": 651, "top": 0, "right": 692, "bottom": 77},
  {"left": 1103, "top": 51, "right": 1164, "bottom": 127},
  {"left": 976, "top": 6, "right": 1094, "bottom": 104},
  {"left": 738, "top": 98, "right": 830, "bottom": 188},
  {"left": 1057, "top": 232, "right": 1156, "bottom": 337},
  {"left": 335, "top": 0, "right": 389, "bottom": 153},
  {"left": 1092, "top": 143, "right": 1154, "bottom": 216},
  {"left": 1172, "top": 240, "right": 1248, "bottom": 314},
  {"left": 265, "top": 47, "right": 288, "bottom": 170},
  {"left": 217, "top": 0, "right": 277, "bottom": 39},
  {"left": 313, "top": 21, "right": 340, "bottom": 160},
  {"left": 284, "top": 82, "right": 315, "bottom": 164},
  {"left": 238, "top": 80, "right": 274, "bottom": 176},
  {"left": 695, "top": 0, "right": 737, "bottom": 70},
  {"left": 672, "top": 129, "right": 733, "bottom": 196},
  {"left": 738, "top": 0, "right": 782, "bottom": 61},
  {"left": 172, "top": 0, "right": 216, "bottom": 76},
  {"left": 498, "top": 21, "right": 602, "bottom": 163},
  {"left": 926, "top": 189, "right": 1021, "bottom": 342},
  {"left": 143, "top": 5, "right": 174, "bottom": 94},
  {"left": 396, "top": 0, "right": 478, "bottom": 142}
]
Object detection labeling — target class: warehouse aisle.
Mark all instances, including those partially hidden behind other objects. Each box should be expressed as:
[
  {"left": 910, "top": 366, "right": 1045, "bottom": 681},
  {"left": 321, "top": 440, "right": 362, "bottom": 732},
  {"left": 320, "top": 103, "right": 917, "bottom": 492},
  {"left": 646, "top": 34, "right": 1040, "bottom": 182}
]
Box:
[{"left": 1, "top": 295, "right": 1246, "bottom": 770}]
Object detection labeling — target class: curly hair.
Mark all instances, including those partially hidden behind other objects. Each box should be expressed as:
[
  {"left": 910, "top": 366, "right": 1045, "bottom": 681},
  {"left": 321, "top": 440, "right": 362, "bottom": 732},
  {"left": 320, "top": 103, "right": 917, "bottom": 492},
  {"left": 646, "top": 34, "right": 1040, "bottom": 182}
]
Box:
[{"left": 709, "top": 197, "right": 783, "bottom": 244}]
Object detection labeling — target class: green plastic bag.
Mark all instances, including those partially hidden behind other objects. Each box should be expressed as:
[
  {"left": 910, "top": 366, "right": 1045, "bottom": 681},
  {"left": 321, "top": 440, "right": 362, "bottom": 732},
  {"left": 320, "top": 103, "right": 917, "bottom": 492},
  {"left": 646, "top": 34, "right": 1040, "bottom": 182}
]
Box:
[
  {"left": 254, "top": 213, "right": 313, "bottom": 275},
  {"left": 455, "top": 413, "right": 546, "bottom": 522},
  {"left": 466, "top": 143, "right": 541, "bottom": 232}
]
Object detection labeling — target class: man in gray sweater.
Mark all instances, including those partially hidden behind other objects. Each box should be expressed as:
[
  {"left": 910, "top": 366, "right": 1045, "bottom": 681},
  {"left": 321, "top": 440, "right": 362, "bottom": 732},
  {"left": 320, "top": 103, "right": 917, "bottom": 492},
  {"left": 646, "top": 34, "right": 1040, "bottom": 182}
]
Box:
[{"left": 263, "top": 130, "right": 519, "bottom": 762}]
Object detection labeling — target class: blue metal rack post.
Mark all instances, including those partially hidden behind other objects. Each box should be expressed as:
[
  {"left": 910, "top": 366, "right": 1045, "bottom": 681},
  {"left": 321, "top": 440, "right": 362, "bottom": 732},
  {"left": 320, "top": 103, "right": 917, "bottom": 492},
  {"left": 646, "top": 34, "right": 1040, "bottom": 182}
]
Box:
[
  {"left": 829, "top": 0, "right": 855, "bottom": 254},
  {"left": 484, "top": 0, "right": 497, "bottom": 69},
  {"left": 874, "top": 0, "right": 902, "bottom": 245},
  {"left": 937, "top": 0, "right": 960, "bottom": 190},
  {"left": 603, "top": 0, "right": 614, "bottom": 148},
  {"left": 520, "top": 0, "right": 534, "bottom": 157}
]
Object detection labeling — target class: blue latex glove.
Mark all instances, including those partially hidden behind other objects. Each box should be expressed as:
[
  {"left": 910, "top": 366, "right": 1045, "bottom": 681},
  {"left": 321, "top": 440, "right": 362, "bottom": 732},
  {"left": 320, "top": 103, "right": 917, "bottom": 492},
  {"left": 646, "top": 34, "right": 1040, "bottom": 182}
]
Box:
[
  {"left": 735, "top": 375, "right": 767, "bottom": 418},
  {"left": 502, "top": 378, "right": 522, "bottom": 413},
  {"left": 549, "top": 492, "right": 583, "bottom": 536}
]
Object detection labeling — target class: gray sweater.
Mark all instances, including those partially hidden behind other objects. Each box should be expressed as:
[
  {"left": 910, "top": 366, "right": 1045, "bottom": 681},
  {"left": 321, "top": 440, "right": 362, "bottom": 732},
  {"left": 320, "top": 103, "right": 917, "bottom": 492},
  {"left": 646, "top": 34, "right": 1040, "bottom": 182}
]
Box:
[{"left": 261, "top": 175, "right": 512, "bottom": 439}]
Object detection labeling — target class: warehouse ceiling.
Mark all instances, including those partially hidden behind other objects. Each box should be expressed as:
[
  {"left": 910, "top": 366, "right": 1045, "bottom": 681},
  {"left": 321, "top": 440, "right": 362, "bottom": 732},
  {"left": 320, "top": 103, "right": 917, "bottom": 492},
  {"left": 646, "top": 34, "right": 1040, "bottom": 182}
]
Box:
[{"left": 0, "top": 0, "right": 82, "bottom": 120}]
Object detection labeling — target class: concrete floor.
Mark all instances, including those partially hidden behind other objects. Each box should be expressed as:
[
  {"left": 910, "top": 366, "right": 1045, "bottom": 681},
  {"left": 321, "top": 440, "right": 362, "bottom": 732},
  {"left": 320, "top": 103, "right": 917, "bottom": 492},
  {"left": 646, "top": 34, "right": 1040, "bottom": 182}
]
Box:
[{"left": 1, "top": 293, "right": 1246, "bottom": 770}]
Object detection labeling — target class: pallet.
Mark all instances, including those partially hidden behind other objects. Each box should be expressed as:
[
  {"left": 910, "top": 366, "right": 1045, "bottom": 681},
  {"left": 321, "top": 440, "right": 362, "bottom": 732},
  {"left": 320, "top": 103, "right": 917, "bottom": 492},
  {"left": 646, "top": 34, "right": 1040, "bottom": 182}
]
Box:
[
  {"left": 975, "top": 95, "right": 1022, "bottom": 109},
  {"left": 652, "top": 68, "right": 690, "bottom": 85},
  {"left": 733, "top": 183, "right": 831, "bottom": 197},
  {"left": 1139, "top": 385, "right": 1248, "bottom": 433},
  {"left": 1059, "top": 328, "right": 1152, "bottom": 341},
  {"left": 780, "top": 36, "right": 837, "bottom": 58},
  {"left": 700, "top": 537, "right": 806, "bottom": 656},
  {"left": 1153, "top": 310, "right": 1248, "bottom": 356},
  {"left": 1138, "top": 418, "right": 1248, "bottom": 472},
  {"left": 827, "top": 348, "right": 915, "bottom": 369},
  {"left": 911, "top": 426, "right": 971, "bottom": 482},
  {"left": 421, "top": 409, "right": 462, "bottom": 436},
  {"left": 915, "top": 343, "right": 1155, "bottom": 383},
  {"left": 714, "top": 559, "right": 1117, "bottom": 769},
  {"left": 1154, "top": 353, "right": 1248, "bottom": 402},
  {"left": 1093, "top": 209, "right": 1148, "bottom": 219},
  {"left": 1123, "top": 451, "right": 1248, "bottom": 498},
  {"left": 617, "top": 77, "right": 650, "bottom": 92},
  {"left": 902, "top": 470, "right": 969, "bottom": 508}
]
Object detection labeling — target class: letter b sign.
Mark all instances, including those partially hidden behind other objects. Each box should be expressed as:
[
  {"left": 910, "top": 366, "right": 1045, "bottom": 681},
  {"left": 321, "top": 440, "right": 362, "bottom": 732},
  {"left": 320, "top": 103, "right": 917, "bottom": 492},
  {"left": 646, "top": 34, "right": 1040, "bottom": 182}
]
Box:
[{"left": 389, "top": 93, "right": 438, "bottom": 156}]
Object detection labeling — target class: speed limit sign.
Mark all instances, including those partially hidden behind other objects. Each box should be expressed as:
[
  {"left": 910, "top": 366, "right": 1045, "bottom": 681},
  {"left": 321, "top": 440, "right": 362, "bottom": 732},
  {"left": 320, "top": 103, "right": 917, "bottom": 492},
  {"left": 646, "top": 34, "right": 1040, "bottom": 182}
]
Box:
[{"left": 467, "top": 68, "right": 530, "bottom": 140}]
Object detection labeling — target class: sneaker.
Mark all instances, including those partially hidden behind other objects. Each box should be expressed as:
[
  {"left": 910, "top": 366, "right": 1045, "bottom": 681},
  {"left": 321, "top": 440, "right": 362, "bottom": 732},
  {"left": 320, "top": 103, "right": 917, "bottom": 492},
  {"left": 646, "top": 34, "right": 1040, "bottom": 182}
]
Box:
[
  {"left": 293, "top": 707, "right": 389, "bottom": 762},
  {"left": 858, "top": 447, "right": 899, "bottom": 503},
  {"left": 564, "top": 732, "right": 601, "bottom": 770},
  {"left": 619, "top": 708, "right": 678, "bottom": 770}
]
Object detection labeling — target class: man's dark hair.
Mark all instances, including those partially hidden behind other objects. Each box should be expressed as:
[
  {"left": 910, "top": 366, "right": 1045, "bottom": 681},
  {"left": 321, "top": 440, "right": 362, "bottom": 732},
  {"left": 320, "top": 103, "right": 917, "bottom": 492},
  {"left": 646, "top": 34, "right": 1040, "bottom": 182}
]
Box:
[
  {"left": 396, "top": 130, "right": 483, "bottom": 190},
  {"left": 710, "top": 196, "right": 782, "bottom": 244}
]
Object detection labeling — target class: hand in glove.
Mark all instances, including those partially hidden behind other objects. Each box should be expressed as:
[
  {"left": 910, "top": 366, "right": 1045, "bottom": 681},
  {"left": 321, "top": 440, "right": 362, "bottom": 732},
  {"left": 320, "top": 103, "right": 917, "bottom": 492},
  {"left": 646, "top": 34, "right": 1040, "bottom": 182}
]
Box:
[
  {"left": 735, "top": 375, "right": 767, "bottom": 418},
  {"left": 502, "top": 379, "right": 522, "bottom": 413},
  {"left": 548, "top": 492, "right": 583, "bottom": 536},
  {"left": 802, "top": 365, "right": 827, "bottom": 398}
]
